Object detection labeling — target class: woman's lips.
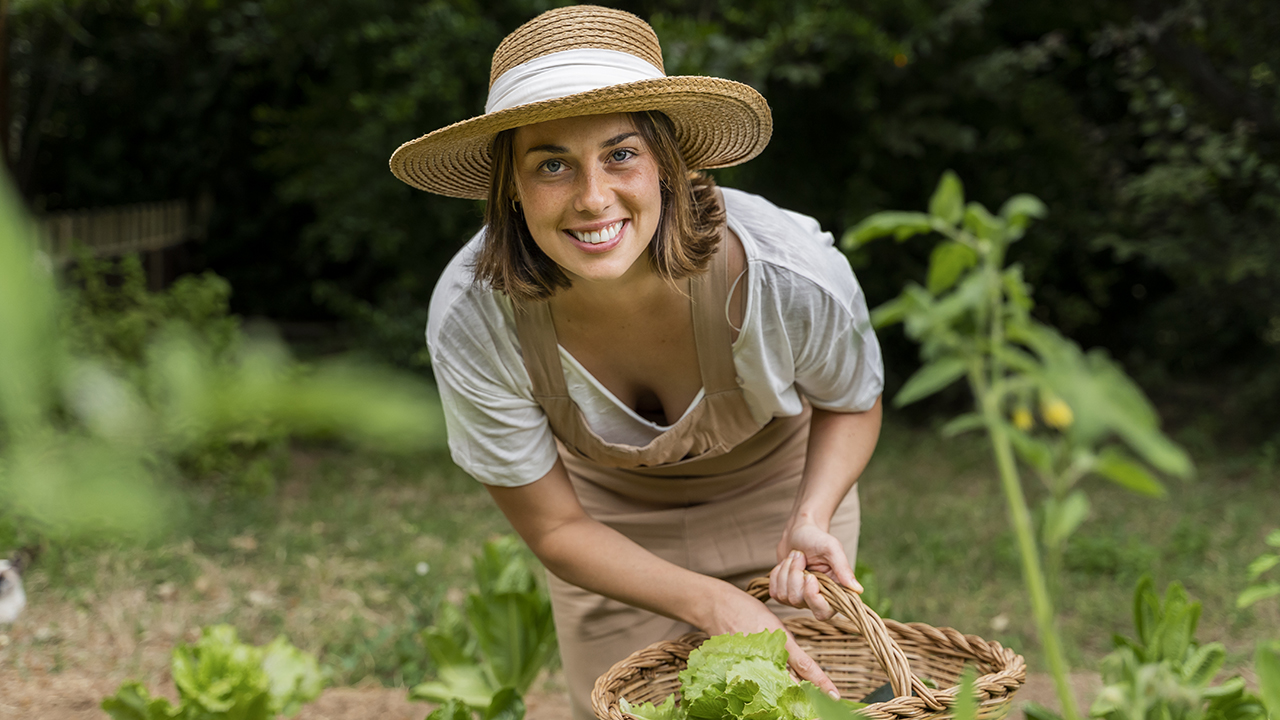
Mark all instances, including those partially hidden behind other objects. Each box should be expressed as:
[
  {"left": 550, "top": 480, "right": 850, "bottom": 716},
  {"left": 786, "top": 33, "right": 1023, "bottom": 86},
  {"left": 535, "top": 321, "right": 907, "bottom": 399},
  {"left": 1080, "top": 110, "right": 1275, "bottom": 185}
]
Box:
[{"left": 565, "top": 219, "right": 627, "bottom": 253}]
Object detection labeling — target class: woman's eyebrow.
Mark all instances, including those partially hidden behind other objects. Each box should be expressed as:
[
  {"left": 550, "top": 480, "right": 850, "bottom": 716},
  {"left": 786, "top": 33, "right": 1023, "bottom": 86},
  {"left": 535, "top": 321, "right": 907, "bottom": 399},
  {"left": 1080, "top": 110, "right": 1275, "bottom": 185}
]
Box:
[
  {"left": 601, "top": 132, "right": 639, "bottom": 148},
  {"left": 525, "top": 143, "right": 568, "bottom": 155},
  {"left": 524, "top": 132, "right": 639, "bottom": 156}
]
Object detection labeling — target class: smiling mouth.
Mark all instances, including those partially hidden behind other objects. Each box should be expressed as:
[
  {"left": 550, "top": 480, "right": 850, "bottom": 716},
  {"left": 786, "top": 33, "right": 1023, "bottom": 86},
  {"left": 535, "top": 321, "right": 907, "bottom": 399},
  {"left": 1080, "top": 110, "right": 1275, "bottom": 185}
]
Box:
[{"left": 568, "top": 220, "right": 624, "bottom": 245}]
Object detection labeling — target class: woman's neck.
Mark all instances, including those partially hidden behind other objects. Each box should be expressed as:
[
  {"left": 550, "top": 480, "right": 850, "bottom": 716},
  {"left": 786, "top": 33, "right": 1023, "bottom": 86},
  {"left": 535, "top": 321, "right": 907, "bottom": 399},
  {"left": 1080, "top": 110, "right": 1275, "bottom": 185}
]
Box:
[{"left": 551, "top": 257, "right": 684, "bottom": 323}]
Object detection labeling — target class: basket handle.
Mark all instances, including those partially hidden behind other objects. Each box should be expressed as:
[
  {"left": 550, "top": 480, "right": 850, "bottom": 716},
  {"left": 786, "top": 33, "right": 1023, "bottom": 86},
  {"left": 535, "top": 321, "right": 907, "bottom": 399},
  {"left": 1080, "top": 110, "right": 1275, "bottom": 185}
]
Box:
[{"left": 745, "top": 571, "right": 944, "bottom": 710}]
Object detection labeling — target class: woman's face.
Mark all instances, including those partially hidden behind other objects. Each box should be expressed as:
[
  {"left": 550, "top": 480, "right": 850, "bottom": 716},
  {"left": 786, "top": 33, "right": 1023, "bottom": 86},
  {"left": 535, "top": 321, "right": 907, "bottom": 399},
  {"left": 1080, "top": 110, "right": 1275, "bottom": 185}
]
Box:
[{"left": 511, "top": 113, "right": 663, "bottom": 288}]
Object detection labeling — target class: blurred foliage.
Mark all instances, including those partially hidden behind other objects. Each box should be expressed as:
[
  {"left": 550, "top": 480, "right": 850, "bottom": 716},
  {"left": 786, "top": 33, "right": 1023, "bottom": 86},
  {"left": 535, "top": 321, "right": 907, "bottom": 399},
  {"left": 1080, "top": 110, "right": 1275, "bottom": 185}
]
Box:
[
  {"left": 59, "top": 250, "right": 290, "bottom": 490},
  {"left": 410, "top": 535, "right": 556, "bottom": 719},
  {"left": 0, "top": 169, "right": 446, "bottom": 544},
  {"left": 9, "top": 0, "right": 1280, "bottom": 437},
  {"left": 102, "top": 624, "right": 325, "bottom": 720}
]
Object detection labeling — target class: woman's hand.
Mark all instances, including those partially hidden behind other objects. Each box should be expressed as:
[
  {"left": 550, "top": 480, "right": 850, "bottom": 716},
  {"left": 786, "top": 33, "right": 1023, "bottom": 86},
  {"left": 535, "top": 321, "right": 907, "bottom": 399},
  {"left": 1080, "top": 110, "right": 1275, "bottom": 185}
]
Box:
[
  {"left": 770, "top": 403, "right": 880, "bottom": 620},
  {"left": 770, "top": 520, "right": 862, "bottom": 621},
  {"left": 705, "top": 584, "right": 843, "bottom": 700}
]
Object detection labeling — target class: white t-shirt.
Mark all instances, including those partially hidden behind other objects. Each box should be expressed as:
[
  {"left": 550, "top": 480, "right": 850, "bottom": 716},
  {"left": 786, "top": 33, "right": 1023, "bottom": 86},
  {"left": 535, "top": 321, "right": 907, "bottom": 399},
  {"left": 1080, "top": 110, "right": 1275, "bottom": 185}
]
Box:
[{"left": 426, "top": 187, "right": 884, "bottom": 487}]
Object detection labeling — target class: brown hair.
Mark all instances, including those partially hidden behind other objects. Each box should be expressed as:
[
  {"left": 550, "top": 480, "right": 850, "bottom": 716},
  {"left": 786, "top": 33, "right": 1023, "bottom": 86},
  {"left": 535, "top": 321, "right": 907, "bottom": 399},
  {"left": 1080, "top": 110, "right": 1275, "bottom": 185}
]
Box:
[{"left": 473, "top": 111, "right": 725, "bottom": 302}]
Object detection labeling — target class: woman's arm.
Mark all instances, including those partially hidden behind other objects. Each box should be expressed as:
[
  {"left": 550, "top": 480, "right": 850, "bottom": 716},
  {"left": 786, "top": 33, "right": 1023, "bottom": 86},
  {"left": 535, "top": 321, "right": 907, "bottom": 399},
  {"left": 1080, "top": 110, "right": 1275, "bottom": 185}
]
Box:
[
  {"left": 770, "top": 396, "right": 883, "bottom": 619},
  {"left": 486, "top": 458, "right": 844, "bottom": 698}
]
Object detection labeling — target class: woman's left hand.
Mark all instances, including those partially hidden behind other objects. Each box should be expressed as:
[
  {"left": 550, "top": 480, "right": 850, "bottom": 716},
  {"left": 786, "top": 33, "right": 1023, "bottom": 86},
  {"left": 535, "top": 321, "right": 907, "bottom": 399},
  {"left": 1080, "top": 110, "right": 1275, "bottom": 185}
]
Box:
[{"left": 769, "top": 521, "right": 862, "bottom": 620}]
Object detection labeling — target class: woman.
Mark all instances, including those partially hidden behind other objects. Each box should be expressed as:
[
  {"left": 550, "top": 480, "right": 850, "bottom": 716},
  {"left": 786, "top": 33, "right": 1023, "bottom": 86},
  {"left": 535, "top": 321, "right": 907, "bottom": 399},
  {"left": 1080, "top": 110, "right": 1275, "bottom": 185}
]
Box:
[{"left": 389, "top": 6, "right": 883, "bottom": 719}]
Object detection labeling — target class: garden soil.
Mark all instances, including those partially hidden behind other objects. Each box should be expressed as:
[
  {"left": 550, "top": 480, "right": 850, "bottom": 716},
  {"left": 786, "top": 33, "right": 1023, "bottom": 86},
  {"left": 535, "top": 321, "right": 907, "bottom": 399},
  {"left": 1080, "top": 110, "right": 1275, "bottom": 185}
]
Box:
[
  {"left": 0, "top": 567, "right": 1096, "bottom": 720},
  {"left": 0, "top": 666, "right": 1093, "bottom": 719}
]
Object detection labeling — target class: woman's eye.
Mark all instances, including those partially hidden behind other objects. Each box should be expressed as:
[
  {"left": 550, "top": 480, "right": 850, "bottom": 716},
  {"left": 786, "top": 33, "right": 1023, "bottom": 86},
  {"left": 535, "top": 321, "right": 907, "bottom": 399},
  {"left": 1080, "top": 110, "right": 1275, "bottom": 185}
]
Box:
[
  {"left": 610, "top": 149, "right": 634, "bottom": 162},
  {"left": 541, "top": 159, "right": 565, "bottom": 173}
]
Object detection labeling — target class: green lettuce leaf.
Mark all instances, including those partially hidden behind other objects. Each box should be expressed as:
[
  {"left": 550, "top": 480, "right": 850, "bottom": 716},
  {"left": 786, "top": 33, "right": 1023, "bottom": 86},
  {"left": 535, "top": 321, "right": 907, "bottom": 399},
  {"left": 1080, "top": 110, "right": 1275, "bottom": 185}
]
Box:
[
  {"left": 621, "top": 695, "right": 683, "bottom": 720},
  {"left": 674, "top": 630, "right": 819, "bottom": 720},
  {"left": 100, "top": 681, "right": 182, "bottom": 720}
]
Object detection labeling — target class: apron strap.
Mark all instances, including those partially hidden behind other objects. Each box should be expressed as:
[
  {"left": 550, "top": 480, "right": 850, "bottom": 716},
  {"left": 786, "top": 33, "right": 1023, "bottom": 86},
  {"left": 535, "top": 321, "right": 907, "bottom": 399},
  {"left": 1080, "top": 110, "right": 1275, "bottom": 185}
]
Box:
[
  {"left": 513, "top": 299, "right": 569, "bottom": 397},
  {"left": 689, "top": 227, "right": 739, "bottom": 398}
]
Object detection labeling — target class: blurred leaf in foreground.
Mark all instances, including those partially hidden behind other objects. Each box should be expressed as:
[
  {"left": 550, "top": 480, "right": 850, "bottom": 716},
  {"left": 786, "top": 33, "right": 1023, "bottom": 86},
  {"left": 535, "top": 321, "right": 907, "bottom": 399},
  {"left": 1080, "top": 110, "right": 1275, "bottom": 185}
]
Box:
[{"left": 0, "top": 170, "right": 445, "bottom": 541}]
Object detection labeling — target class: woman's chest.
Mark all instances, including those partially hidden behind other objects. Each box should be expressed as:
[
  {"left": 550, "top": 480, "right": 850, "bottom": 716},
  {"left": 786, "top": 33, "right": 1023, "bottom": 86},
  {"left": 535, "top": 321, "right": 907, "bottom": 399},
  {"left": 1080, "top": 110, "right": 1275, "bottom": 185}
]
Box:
[{"left": 554, "top": 308, "right": 702, "bottom": 426}]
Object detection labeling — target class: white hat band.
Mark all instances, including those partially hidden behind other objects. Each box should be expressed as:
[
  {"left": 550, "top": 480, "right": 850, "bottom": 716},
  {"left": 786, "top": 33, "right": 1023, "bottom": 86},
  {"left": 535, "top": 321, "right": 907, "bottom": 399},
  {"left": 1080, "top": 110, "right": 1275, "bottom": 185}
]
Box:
[{"left": 485, "top": 48, "right": 665, "bottom": 115}]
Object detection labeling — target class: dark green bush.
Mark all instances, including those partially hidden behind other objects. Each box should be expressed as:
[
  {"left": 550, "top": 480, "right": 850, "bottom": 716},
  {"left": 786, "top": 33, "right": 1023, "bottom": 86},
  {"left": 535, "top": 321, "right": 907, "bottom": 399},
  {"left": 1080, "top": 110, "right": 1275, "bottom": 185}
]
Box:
[{"left": 59, "top": 250, "right": 288, "bottom": 493}]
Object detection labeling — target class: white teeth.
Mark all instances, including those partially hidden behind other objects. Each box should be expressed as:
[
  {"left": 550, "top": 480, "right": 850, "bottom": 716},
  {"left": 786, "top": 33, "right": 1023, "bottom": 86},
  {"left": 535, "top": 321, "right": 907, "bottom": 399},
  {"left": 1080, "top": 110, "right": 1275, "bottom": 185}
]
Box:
[{"left": 571, "top": 221, "right": 622, "bottom": 244}]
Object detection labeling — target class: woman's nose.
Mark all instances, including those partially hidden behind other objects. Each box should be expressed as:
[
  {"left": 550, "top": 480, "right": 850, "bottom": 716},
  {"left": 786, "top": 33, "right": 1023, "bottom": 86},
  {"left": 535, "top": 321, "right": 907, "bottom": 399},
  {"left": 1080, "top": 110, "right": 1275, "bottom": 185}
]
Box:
[{"left": 573, "top": 164, "right": 613, "bottom": 215}]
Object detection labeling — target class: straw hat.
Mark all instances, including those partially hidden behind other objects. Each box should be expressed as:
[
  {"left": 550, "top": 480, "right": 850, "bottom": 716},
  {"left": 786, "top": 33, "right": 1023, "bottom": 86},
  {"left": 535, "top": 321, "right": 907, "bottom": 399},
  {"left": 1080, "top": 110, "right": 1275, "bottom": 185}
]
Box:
[{"left": 388, "top": 5, "right": 772, "bottom": 199}]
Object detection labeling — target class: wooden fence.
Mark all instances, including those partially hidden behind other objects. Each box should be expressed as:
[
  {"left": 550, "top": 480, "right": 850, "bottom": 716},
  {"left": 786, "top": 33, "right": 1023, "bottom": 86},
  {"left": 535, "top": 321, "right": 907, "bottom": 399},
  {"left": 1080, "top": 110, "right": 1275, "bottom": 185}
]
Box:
[{"left": 37, "top": 199, "right": 191, "bottom": 264}]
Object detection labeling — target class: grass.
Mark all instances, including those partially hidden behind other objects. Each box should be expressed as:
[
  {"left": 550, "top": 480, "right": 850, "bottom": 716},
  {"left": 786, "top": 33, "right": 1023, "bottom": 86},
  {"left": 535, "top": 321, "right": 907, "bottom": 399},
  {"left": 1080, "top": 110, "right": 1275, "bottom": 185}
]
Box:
[
  {"left": 2, "top": 413, "right": 1277, "bottom": 698},
  {"left": 858, "top": 413, "right": 1280, "bottom": 671},
  {"left": 2, "top": 444, "right": 511, "bottom": 690}
]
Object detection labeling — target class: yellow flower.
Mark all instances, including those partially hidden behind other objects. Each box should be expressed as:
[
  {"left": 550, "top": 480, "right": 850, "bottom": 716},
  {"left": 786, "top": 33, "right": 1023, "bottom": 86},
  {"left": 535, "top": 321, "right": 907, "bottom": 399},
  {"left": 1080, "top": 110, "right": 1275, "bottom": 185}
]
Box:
[
  {"left": 1041, "top": 397, "right": 1074, "bottom": 429},
  {"left": 1012, "top": 407, "right": 1034, "bottom": 431}
]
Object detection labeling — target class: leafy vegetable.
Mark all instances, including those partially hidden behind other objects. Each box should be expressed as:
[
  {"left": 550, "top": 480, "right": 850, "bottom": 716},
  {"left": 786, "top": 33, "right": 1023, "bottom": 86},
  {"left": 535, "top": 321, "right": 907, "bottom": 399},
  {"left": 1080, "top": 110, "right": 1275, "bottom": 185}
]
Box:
[
  {"left": 622, "top": 630, "right": 828, "bottom": 720},
  {"left": 411, "top": 535, "right": 557, "bottom": 720},
  {"left": 101, "top": 625, "right": 324, "bottom": 720}
]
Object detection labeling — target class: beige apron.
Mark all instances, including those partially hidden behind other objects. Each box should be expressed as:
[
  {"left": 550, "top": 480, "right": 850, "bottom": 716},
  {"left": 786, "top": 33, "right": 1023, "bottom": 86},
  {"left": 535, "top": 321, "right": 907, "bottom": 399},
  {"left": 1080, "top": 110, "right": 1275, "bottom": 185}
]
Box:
[{"left": 513, "top": 242, "right": 861, "bottom": 720}]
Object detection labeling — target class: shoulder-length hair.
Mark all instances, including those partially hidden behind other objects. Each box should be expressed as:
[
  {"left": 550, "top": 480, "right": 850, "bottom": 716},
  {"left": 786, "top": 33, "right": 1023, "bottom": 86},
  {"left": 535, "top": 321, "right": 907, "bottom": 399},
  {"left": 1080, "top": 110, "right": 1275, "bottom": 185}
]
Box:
[{"left": 473, "top": 110, "right": 725, "bottom": 302}]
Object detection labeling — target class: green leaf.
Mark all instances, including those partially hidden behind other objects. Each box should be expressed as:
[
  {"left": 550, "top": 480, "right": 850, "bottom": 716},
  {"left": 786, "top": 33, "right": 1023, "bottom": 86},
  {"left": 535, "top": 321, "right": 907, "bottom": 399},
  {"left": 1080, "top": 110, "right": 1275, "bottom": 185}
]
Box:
[
  {"left": 1237, "top": 583, "right": 1280, "bottom": 609},
  {"left": 1147, "top": 583, "right": 1199, "bottom": 663},
  {"left": 961, "top": 202, "right": 1003, "bottom": 241},
  {"left": 621, "top": 694, "right": 683, "bottom": 720},
  {"left": 101, "top": 682, "right": 182, "bottom": 720},
  {"left": 261, "top": 636, "right": 325, "bottom": 716},
  {"left": 1002, "top": 266, "right": 1034, "bottom": 311},
  {"left": 428, "top": 699, "right": 477, "bottom": 720},
  {"left": 170, "top": 625, "right": 272, "bottom": 717},
  {"left": 992, "top": 345, "right": 1039, "bottom": 373},
  {"left": 681, "top": 631, "right": 788, "bottom": 705},
  {"left": 466, "top": 591, "right": 557, "bottom": 694},
  {"left": 926, "top": 241, "right": 978, "bottom": 295},
  {"left": 1008, "top": 425, "right": 1053, "bottom": 475},
  {"left": 461, "top": 537, "right": 557, "bottom": 695},
  {"left": 1021, "top": 703, "right": 1064, "bottom": 720},
  {"left": 1093, "top": 447, "right": 1167, "bottom": 497},
  {"left": 869, "top": 296, "right": 908, "bottom": 328},
  {"left": 806, "top": 686, "right": 869, "bottom": 720},
  {"left": 1131, "top": 576, "right": 1158, "bottom": 655},
  {"left": 1013, "top": 324, "right": 1193, "bottom": 480},
  {"left": 412, "top": 664, "right": 499, "bottom": 709},
  {"left": 998, "top": 194, "right": 1048, "bottom": 240},
  {"left": 954, "top": 668, "right": 979, "bottom": 720},
  {"left": 1042, "top": 491, "right": 1090, "bottom": 548},
  {"left": 1180, "top": 642, "right": 1225, "bottom": 687},
  {"left": 422, "top": 602, "right": 477, "bottom": 670},
  {"left": 484, "top": 688, "right": 526, "bottom": 720},
  {"left": 1256, "top": 640, "right": 1280, "bottom": 717},
  {"left": 940, "top": 413, "right": 984, "bottom": 437},
  {"left": 893, "top": 357, "right": 968, "bottom": 407},
  {"left": 928, "top": 171, "right": 965, "bottom": 226},
  {"left": 1267, "top": 529, "right": 1280, "bottom": 547},
  {"left": 841, "top": 212, "right": 934, "bottom": 249},
  {"left": 473, "top": 536, "right": 537, "bottom": 596},
  {"left": 1247, "top": 554, "right": 1280, "bottom": 580}
]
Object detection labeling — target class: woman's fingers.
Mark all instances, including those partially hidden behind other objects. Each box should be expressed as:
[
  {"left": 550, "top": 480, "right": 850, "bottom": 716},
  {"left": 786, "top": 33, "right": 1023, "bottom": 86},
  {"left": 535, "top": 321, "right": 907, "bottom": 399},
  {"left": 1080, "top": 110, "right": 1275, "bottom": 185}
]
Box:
[
  {"left": 787, "top": 635, "right": 840, "bottom": 699},
  {"left": 803, "top": 574, "right": 834, "bottom": 620},
  {"left": 769, "top": 550, "right": 810, "bottom": 609}
]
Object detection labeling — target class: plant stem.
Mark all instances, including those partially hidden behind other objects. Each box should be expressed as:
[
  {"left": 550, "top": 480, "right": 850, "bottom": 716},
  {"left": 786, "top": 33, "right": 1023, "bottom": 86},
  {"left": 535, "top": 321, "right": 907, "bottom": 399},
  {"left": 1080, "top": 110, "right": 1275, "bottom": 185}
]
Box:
[
  {"left": 982, "top": 393, "right": 1081, "bottom": 720},
  {"left": 976, "top": 240, "right": 1079, "bottom": 720}
]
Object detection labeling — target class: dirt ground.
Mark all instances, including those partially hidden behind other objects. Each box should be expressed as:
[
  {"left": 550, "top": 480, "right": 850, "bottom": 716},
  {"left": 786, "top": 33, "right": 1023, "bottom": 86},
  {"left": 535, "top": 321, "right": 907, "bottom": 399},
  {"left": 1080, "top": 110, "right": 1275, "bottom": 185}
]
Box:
[
  {"left": 0, "top": 665, "right": 1095, "bottom": 720},
  {"left": 0, "top": 576, "right": 1097, "bottom": 720},
  {"left": 0, "top": 670, "right": 573, "bottom": 720}
]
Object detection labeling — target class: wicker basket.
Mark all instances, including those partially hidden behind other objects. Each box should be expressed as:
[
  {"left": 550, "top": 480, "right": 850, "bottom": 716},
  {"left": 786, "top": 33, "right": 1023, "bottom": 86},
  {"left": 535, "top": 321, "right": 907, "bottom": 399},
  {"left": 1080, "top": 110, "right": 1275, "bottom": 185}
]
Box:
[{"left": 592, "top": 573, "right": 1026, "bottom": 720}]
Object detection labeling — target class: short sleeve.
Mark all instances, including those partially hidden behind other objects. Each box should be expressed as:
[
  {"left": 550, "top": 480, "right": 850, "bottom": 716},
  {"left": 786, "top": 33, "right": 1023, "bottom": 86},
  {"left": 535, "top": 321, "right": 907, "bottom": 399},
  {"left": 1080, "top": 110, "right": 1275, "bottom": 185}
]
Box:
[
  {"left": 426, "top": 240, "right": 560, "bottom": 487},
  {"left": 782, "top": 270, "right": 883, "bottom": 412},
  {"left": 430, "top": 352, "right": 559, "bottom": 487}
]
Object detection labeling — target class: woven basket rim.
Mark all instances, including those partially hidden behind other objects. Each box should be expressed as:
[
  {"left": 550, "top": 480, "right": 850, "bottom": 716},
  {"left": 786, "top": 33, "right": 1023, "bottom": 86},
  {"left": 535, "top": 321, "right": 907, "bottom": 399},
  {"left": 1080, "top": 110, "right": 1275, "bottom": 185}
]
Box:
[
  {"left": 594, "top": 621, "right": 1027, "bottom": 720},
  {"left": 591, "top": 575, "right": 1027, "bottom": 720}
]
